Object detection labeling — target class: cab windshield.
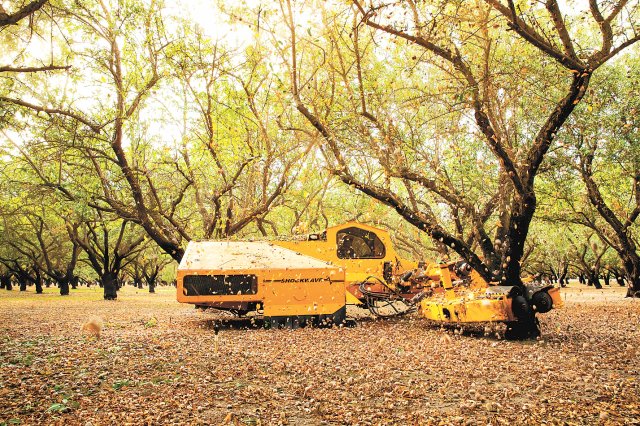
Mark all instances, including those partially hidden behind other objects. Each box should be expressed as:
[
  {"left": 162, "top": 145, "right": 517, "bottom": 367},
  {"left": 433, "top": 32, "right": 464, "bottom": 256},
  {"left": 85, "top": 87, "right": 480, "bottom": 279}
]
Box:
[{"left": 336, "top": 227, "right": 386, "bottom": 259}]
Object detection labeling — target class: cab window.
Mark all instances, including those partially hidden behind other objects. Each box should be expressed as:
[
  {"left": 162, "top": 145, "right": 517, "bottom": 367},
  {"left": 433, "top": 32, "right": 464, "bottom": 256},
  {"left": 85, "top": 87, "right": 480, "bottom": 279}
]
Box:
[{"left": 336, "top": 227, "right": 386, "bottom": 259}]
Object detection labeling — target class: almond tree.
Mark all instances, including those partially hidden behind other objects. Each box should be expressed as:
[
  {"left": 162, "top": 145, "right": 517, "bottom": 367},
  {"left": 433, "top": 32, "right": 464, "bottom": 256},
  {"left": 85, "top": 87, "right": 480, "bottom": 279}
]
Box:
[
  {"left": 0, "top": 164, "right": 80, "bottom": 295},
  {"left": 68, "top": 215, "right": 144, "bottom": 300},
  {"left": 3, "top": 1, "right": 312, "bottom": 262},
  {"left": 562, "top": 61, "right": 640, "bottom": 296},
  {"left": 279, "top": 0, "right": 640, "bottom": 287},
  {"left": 579, "top": 143, "right": 639, "bottom": 296},
  {"left": 126, "top": 246, "right": 172, "bottom": 293}
]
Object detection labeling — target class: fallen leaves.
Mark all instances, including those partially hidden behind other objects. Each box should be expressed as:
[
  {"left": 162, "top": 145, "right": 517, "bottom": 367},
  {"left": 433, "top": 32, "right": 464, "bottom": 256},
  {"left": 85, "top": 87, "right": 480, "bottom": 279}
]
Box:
[{"left": 0, "top": 285, "right": 638, "bottom": 425}]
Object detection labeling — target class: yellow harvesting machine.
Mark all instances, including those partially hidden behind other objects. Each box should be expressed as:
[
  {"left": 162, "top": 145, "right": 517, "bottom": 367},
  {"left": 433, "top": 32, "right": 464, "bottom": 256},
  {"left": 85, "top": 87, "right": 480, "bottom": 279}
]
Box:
[{"left": 176, "top": 222, "right": 562, "bottom": 337}]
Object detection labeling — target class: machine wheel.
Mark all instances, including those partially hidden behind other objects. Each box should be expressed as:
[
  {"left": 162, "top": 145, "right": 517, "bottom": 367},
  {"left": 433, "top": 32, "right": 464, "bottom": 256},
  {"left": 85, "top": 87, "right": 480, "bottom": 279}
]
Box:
[
  {"left": 273, "top": 317, "right": 287, "bottom": 329},
  {"left": 511, "top": 295, "right": 533, "bottom": 320},
  {"left": 313, "top": 307, "right": 347, "bottom": 328},
  {"left": 316, "top": 314, "right": 334, "bottom": 328},
  {"left": 506, "top": 296, "right": 540, "bottom": 340},
  {"left": 531, "top": 291, "right": 553, "bottom": 314}
]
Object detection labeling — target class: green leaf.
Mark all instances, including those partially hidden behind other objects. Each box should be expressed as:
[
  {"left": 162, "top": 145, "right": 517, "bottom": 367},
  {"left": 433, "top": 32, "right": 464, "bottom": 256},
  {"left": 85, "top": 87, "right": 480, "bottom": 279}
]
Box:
[{"left": 47, "top": 403, "right": 70, "bottom": 413}]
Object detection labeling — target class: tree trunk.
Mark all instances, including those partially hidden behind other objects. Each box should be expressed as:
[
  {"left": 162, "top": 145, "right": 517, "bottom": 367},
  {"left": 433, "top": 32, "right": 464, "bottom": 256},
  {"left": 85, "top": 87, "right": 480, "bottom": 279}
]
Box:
[
  {"left": 147, "top": 275, "right": 157, "bottom": 293},
  {"left": 0, "top": 274, "right": 11, "bottom": 290},
  {"left": 603, "top": 272, "right": 611, "bottom": 286},
  {"left": 145, "top": 270, "right": 159, "bottom": 294},
  {"left": 578, "top": 273, "right": 585, "bottom": 284},
  {"left": 615, "top": 274, "right": 626, "bottom": 287},
  {"left": 71, "top": 276, "right": 79, "bottom": 290},
  {"left": 627, "top": 277, "right": 639, "bottom": 297},
  {"left": 35, "top": 277, "right": 43, "bottom": 294},
  {"left": 588, "top": 274, "right": 602, "bottom": 289},
  {"left": 102, "top": 272, "right": 118, "bottom": 300},
  {"left": 19, "top": 278, "right": 27, "bottom": 291},
  {"left": 624, "top": 270, "right": 640, "bottom": 297},
  {"left": 621, "top": 253, "right": 640, "bottom": 297},
  {"left": 494, "top": 194, "right": 537, "bottom": 287},
  {"left": 559, "top": 265, "right": 568, "bottom": 287},
  {"left": 59, "top": 278, "right": 70, "bottom": 296}
]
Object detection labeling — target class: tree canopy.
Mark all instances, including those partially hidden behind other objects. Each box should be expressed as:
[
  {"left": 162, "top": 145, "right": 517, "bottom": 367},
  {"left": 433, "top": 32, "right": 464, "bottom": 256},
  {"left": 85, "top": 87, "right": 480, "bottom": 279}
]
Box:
[{"left": 1, "top": 0, "right": 639, "bottom": 297}]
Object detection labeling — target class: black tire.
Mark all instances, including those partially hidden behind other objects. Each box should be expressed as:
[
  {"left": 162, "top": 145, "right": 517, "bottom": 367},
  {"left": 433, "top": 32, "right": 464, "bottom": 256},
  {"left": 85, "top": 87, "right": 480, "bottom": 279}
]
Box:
[
  {"left": 511, "top": 295, "right": 534, "bottom": 321},
  {"left": 343, "top": 318, "right": 357, "bottom": 328},
  {"left": 531, "top": 291, "right": 553, "bottom": 313},
  {"left": 507, "top": 296, "right": 540, "bottom": 340}
]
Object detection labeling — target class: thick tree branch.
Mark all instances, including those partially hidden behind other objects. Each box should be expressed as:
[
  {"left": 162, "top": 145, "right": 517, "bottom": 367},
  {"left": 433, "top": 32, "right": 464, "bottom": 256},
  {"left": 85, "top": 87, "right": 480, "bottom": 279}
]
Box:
[
  {"left": 546, "top": 0, "right": 577, "bottom": 59},
  {"left": 353, "top": 0, "right": 526, "bottom": 196},
  {"left": 338, "top": 172, "right": 493, "bottom": 281},
  {"left": 589, "top": 0, "right": 613, "bottom": 60},
  {"left": 595, "top": 34, "right": 640, "bottom": 66},
  {"left": 606, "top": 0, "right": 630, "bottom": 23},
  {"left": 524, "top": 72, "right": 591, "bottom": 187},
  {"left": 0, "top": 64, "right": 71, "bottom": 73},
  {"left": 626, "top": 172, "right": 640, "bottom": 229},
  {"left": 0, "top": 96, "right": 101, "bottom": 133},
  {"left": 579, "top": 148, "right": 638, "bottom": 260},
  {"left": 0, "top": 0, "right": 48, "bottom": 27},
  {"left": 485, "top": 0, "right": 585, "bottom": 71}
]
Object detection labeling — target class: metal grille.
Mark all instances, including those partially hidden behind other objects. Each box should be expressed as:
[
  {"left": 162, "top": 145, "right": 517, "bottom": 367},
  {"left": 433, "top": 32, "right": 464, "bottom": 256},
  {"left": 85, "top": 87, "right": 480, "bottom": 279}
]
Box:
[{"left": 183, "top": 275, "right": 257, "bottom": 296}]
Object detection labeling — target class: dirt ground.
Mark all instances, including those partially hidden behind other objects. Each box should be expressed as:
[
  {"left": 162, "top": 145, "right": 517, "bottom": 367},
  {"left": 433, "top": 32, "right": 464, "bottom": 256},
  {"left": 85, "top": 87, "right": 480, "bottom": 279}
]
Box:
[{"left": 0, "top": 283, "right": 638, "bottom": 425}]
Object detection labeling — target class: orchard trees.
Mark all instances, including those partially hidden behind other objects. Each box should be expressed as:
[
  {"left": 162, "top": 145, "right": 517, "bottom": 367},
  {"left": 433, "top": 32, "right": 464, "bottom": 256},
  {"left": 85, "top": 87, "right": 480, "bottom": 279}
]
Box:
[
  {"left": 552, "top": 58, "right": 640, "bottom": 296},
  {"left": 68, "top": 214, "right": 144, "bottom": 300},
  {"left": 275, "top": 0, "right": 640, "bottom": 287},
  {"left": 1, "top": 0, "right": 639, "bottom": 296},
  {"left": 0, "top": 155, "right": 80, "bottom": 295},
  {"left": 3, "top": 1, "right": 316, "bottom": 262}
]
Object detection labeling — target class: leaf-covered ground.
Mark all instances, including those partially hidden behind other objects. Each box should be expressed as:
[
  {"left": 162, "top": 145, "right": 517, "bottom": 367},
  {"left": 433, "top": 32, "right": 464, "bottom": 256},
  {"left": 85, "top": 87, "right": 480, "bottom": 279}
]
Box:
[{"left": 0, "top": 284, "right": 638, "bottom": 425}]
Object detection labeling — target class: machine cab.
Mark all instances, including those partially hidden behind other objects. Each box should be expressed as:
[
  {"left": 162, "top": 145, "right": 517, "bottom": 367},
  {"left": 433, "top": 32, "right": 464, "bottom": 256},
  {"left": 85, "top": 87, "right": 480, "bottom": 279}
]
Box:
[{"left": 274, "top": 222, "right": 417, "bottom": 303}]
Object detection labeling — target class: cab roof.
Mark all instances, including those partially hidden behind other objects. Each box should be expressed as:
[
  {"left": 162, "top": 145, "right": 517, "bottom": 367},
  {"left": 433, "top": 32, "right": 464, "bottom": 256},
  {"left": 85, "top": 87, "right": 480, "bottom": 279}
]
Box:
[{"left": 322, "top": 221, "right": 391, "bottom": 238}]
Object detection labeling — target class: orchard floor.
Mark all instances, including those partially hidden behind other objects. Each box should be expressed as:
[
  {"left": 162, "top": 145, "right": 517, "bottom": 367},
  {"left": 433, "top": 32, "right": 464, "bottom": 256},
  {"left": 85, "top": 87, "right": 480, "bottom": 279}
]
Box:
[{"left": 0, "top": 284, "right": 638, "bottom": 426}]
